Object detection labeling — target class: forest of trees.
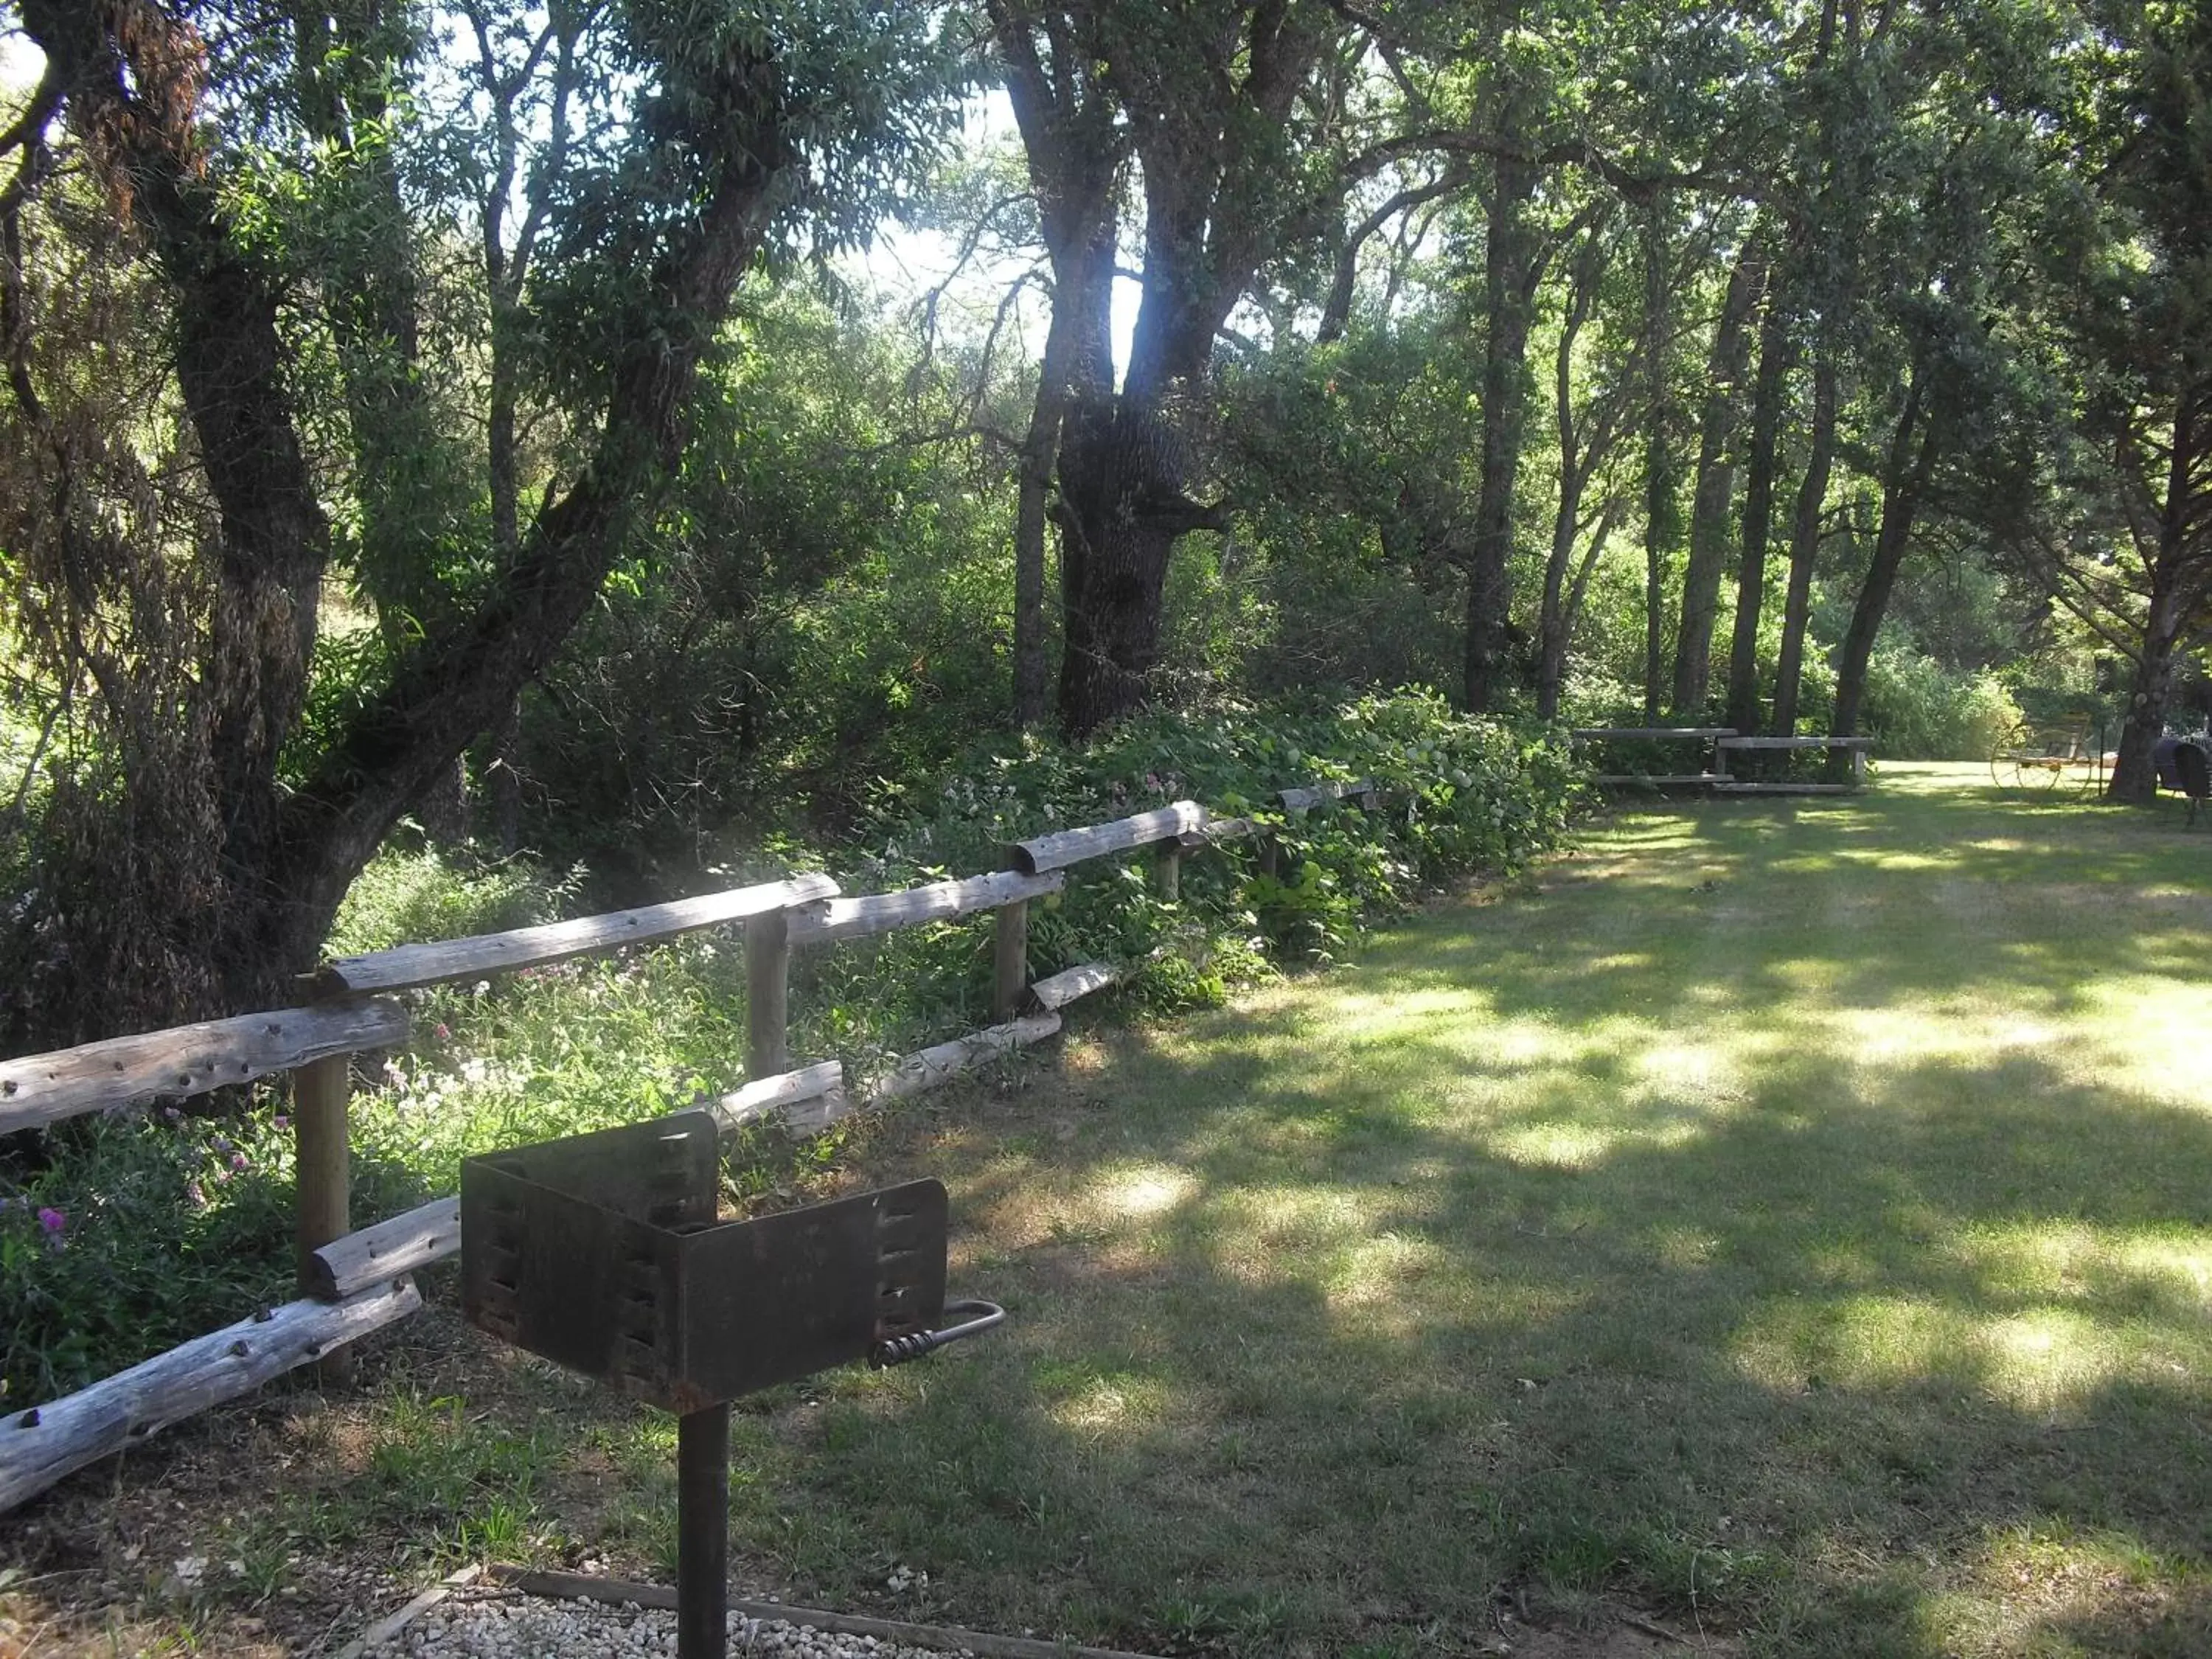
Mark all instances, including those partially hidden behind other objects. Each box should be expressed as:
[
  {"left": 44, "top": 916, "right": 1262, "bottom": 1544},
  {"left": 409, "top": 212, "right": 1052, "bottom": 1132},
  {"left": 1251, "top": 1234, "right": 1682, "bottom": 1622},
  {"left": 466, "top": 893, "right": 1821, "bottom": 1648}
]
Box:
[{"left": 0, "top": 0, "right": 2206, "bottom": 1051}]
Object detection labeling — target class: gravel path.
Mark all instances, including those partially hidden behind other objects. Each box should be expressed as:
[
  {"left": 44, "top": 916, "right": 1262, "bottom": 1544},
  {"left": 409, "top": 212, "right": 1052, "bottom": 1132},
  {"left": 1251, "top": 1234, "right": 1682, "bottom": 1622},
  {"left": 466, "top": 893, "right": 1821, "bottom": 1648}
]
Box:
[{"left": 366, "top": 1593, "right": 978, "bottom": 1658}]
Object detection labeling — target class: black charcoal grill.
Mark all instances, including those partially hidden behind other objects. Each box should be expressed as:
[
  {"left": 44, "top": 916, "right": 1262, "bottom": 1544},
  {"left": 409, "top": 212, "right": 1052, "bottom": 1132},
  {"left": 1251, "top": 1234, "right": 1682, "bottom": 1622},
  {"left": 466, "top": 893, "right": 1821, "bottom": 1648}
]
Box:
[{"left": 461, "top": 1111, "right": 1001, "bottom": 1658}]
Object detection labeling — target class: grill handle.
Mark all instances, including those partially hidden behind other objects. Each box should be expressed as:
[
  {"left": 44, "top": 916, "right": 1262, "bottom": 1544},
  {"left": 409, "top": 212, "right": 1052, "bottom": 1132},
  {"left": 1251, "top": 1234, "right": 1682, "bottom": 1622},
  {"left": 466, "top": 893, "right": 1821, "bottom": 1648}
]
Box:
[{"left": 870, "top": 1298, "right": 1006, "bottom": 1368}]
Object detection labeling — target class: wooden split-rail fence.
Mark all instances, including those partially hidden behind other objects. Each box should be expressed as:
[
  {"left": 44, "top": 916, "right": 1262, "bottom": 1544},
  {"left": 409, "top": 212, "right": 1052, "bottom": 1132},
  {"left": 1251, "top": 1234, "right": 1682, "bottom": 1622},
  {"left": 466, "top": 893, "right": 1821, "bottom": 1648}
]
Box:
[
  {"left": 0, "top": 779, "right": 1388, "bottom": 1513},
  {"left": 1572, "top": 727, "right": 1874, "bottom": 794}
]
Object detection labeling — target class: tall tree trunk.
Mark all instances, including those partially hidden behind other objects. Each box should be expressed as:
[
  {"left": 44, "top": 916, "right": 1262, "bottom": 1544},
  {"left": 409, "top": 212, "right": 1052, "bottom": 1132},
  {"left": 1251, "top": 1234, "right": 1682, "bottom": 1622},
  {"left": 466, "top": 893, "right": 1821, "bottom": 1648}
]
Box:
[
  {"left": 1670, "top": 241, "right": 1764, "bottom": 717},
  {"left": 1537, "top": 209, "right": 1620, "bottom": 723},
  {"left": 1640, "top": 203, "right": 1680, "bottom": 723},
  {"left": 15, "top": 0, "right": 798, "bottom": 1038},
  {"left": 1014, "top": 213, "right": 1115, "bottom": 728},
  {"left": 2110, "top": 588, "right": 2187, "bottom": 804},
  {"left": 1010, "top": 364, "right": 1063, "bottom": 729},
  {"left": 1830, "top": 372, "right": 1940, "bottom": 748},
  {"left": 1540, "top": 495, "right": 1621, "bottom": 722},
  {"left": 2110, "top": 389, "right": 2210, "bottom": 802},
  {"left": 1464, "top": 156, "right": 1539, "bottom": 713},
  {"left": 1054, "top": 386, "right": 1221, "bottom": 734},
  {"left": 1724, "top": 286, "right": 1792, "bottom": 734},
  {"left": 1770, "top": 350, "right": 1836, "bottom": 736}
]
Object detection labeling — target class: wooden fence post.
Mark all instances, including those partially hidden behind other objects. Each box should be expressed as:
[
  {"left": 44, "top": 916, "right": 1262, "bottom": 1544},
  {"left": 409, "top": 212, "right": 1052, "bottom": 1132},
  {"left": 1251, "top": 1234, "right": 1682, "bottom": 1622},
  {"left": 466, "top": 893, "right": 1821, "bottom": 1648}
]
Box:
[
  {"left": 1153, "top": 839, "right": 1181, "bottom": 902},
  {"left": 746, "top": 908, "right": 790, "bottom": 1081},
  {"left": 293, "top": 1052, "right": 355, "bottom": 1385},
  {"left": 991, "top": 899, "right": 1029, "bottom": 1024}
]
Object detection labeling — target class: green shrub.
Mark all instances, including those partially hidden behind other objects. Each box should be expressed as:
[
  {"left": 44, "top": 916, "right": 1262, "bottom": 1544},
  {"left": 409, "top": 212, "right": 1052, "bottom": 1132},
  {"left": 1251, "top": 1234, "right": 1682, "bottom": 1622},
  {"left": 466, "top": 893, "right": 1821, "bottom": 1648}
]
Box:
[
  {"left": 5, "top": 690, "right": 1579, "bottom": 1404},
  {"left": 1860, "top": 648, "right": 2023, "bottom": 759},
  {"left": 0, "top": 1102, "right": 419, "bottom": 1407},
  {"left": 326, "top": 844, "right": 573, "bottom": 958},
  {"left": 813, "top": 689, "right": 1579, "bottom": 1037}
]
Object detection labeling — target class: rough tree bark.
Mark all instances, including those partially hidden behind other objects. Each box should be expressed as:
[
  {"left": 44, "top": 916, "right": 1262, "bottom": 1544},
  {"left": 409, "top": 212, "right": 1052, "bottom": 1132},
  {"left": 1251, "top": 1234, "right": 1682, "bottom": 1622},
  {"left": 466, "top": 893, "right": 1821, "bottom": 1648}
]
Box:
[
  {"left": 1669, "top": 237, "right": 1765, "bottom": 717},
  {"left": 1723, "top": 281, "right": 1793, "bottom": 734},
  {"left": 1770, "top": 350, "right": 1837, "bottom": 736}
]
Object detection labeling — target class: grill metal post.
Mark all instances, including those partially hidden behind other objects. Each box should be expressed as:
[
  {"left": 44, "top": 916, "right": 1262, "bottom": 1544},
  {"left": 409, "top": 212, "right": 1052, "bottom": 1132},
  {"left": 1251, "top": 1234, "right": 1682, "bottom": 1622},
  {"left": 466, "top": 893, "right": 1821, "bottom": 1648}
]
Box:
[
  {"left": 678, "top": 1403, "right": 731, "bottom": 1658},
  {"left": 461, "top": 1113, "right": 1000, "bottom": 1659}
]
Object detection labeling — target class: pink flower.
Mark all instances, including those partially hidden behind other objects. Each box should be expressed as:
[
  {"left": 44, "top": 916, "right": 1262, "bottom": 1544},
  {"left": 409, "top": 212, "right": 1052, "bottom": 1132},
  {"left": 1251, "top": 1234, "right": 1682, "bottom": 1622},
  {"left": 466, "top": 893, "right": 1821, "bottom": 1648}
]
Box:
[
  {"left": 434, "top": 1023, "right": 451, "bottom": 1040},
  {"left": 230, "top": 1152, "right": 248, "bottom": 1172}
]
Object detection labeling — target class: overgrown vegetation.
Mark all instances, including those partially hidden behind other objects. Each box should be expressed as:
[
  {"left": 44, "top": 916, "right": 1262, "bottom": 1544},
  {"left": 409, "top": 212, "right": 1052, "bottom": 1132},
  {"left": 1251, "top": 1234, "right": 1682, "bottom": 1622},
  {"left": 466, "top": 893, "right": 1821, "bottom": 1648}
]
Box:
[{"left": 0, "top": 690, "right": 1576, "bottom": 1408}]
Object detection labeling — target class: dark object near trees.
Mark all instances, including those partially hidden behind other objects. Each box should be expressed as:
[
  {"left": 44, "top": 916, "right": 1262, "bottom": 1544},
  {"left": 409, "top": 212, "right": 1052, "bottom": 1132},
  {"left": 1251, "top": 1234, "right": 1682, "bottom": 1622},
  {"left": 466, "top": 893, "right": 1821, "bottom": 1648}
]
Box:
[{"left": 2152, "top": 738, "right": 2209, "bottom": 826}]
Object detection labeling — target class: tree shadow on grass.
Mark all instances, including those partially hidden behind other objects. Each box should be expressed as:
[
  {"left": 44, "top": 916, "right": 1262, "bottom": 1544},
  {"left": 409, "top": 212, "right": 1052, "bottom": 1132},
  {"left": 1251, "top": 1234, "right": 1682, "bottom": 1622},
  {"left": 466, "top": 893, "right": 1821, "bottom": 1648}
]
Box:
[
  {"left": 827, "top": 1034, "right": 2210, "bottom": 1655},
  {"left": 788, "top": 779, "right": 2211, "bottom": 1655}
]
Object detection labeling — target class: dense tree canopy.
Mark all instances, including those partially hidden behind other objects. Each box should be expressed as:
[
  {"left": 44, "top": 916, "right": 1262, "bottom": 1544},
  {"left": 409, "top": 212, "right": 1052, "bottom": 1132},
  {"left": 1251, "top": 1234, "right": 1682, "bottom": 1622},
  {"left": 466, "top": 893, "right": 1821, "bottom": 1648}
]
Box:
[{"left": 0, "top": 0, "right": 2205, "bottom": 1043}]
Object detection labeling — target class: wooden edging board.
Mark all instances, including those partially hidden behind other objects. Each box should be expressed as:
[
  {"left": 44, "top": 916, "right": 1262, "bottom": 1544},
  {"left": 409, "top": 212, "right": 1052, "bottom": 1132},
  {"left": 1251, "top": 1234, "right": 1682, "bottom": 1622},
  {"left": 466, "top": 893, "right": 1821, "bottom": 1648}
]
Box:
[
  {"left": 1006, "top": 802, "right": 1205, "bottom": 875},
  {"left": 307, "top": 1197, "right": 460, "bottom": 1300},
  {"left": 330, "top": 1565, "right": 484, "bottom": 1659},
  {"left": 0, "top": 998, "right": 410, "bottom": 1136},
  {"left": 487, "top": 1567, "right": 1172, "bottom": 1659},
  {"left": 0, "top": 1278, "right": 422, "bottom": 1513},
  {"left": 1277, "top": 779, "right": 1374, "bottom": 812},
  {"left": 788, "top": 869, "right": 1062, "bottom": 947},
  {"left": 867, "top": 1013, "right": 1061, "bottom": 1107},
  {"left": 1714, "top": 735, "right": 1874, "bottom": 750},
  {"left": 1711, "top": 782, "right": 1857, "bottom": 794},
  {"left": 1571, "top": 726, "right": 1736, "bottom": 740},
  {"left": 307, "top": 874, "right": 838, "bottom": 996},
  {"left": 1028, "top": 962, "right": 1123, "bottom": 1012}
]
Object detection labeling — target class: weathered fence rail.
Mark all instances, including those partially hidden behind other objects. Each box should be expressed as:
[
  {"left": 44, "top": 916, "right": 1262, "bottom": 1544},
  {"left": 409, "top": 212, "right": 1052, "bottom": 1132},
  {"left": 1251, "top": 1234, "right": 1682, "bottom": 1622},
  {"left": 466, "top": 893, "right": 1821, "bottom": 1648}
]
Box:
[
  {"left": 0, "top": 778, "right": 1391, "bottom": 1512},
  {"left": 0, "top": 999, "right": 411, "bottom": 1136}
]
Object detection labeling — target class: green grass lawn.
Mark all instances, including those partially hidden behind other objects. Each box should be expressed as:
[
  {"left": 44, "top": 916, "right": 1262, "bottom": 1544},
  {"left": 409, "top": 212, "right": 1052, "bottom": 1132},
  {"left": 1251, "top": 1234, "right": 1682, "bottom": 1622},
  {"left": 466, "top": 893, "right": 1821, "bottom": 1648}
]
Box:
[
  {"left": 709, "top": 763, "right": 2210, "bottom": 1657},
  {"left": 14, "top": 764, "right": 2204, "bottom": 1659}
]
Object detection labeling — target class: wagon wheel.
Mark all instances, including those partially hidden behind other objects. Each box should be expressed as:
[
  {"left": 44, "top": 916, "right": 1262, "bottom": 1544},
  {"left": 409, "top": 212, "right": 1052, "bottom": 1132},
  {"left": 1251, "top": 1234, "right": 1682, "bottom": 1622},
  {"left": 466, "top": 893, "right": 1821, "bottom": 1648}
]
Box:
[{"left": 1989, "top": 723, "right": 2066, "bottom": 790}]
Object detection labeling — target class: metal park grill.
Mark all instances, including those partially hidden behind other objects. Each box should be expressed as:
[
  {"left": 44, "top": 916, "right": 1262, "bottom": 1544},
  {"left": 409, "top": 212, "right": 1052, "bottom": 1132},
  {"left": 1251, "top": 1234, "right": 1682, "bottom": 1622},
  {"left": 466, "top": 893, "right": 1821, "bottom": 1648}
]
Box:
[{"left": 462, "top": 1112, "right": 1003, "bottom": 1658}]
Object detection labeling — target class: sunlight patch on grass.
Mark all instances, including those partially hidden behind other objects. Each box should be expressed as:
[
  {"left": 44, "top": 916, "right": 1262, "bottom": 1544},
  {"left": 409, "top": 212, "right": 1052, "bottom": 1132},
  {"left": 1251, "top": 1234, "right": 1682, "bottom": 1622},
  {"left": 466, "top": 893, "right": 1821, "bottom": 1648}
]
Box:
[
  {"left": 1324, "top": 1228, "right": 1440, "bottom": 1312},
  {"left": 2074, "top": 973, "right": 2212, "bottom": 1087},
  {"left": 1492, "top": 1119, "right": 1637, "bottom": 1169},
  {"left": 1924, "top": 1522, "right": 2201, "bottom": 1658},
  {"left": 1325, "top": 985, "right": 1493, "bottom": 1036},
  {"left": 1980, "top": 1309, "right": 2122, "bottom": 1411},
  {"left": 1043, "top": 1371, "right": 1173, "bottom": 1439},
  {"left": 1628, "top": 1036, "right": 1744, "bottom": 1098},
  {"left": 1098, "top": 1164, "right": 1197, "bottom": 1219},
  {"left": 1943, "top": 1221, "right": 2212, "bottom": 1324},
  {"left": 1730, "top": 1286, "right": 2181, "bottom": 1413}
]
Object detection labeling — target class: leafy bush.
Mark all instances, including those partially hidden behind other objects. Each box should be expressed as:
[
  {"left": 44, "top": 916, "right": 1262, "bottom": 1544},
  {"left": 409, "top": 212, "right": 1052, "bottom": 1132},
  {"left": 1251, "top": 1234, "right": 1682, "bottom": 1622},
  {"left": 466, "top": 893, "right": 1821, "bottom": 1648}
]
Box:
[
  {"left": 1860, "top": 648, "right": 2023, "bottom": 759},
  {"left": 0, "top": 1103, "right": 418, "bottom": 1407},
  {"left": 4, "top": 691, "right": 1577, "bottom": 1404},
  {"left": 326, "top": 844, "right": 572, "bottom": 959}
]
